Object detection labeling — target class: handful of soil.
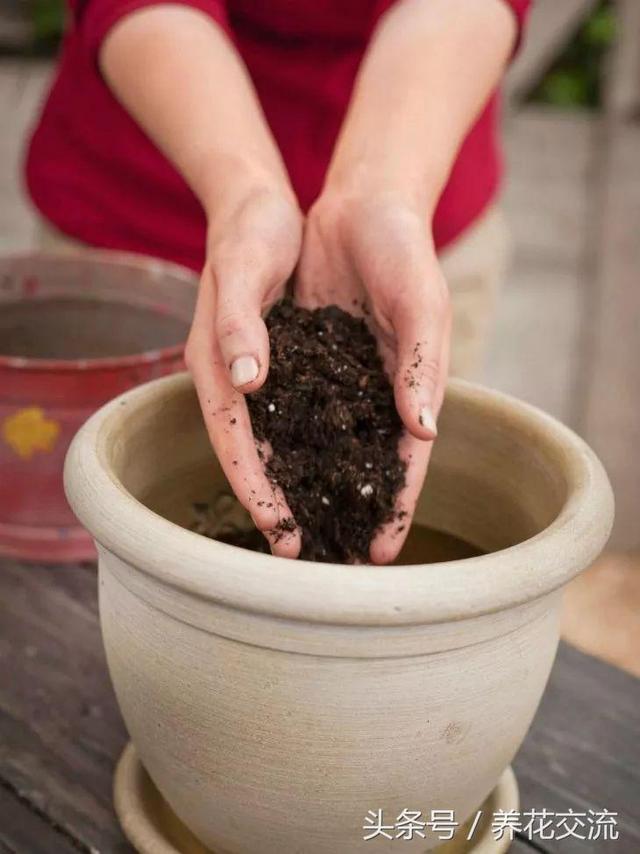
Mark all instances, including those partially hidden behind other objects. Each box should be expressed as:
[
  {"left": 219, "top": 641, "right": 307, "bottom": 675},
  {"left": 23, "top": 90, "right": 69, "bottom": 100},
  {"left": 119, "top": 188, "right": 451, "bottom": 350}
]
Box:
[{"left": 247, "top": 299, "right": 406, "bottom": 563}]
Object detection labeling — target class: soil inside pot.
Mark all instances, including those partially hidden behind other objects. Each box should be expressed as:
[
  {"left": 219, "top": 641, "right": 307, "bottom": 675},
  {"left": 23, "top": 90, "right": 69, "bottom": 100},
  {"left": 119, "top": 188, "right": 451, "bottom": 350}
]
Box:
[
  {"left": 245, "top": 299, "right": 406, "bottom": 563},
  {"left": 0, "top": 297, "right": 189, "bottom": 359},
  {"left": 190, "top": 494, "right": 482, "bottom": 564}
]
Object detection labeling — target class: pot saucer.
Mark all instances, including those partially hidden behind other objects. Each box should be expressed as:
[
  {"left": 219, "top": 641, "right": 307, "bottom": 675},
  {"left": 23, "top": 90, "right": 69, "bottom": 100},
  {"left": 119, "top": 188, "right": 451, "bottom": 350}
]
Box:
[{"left": 114, "top": 742, "right": 519, "bottom": 854}]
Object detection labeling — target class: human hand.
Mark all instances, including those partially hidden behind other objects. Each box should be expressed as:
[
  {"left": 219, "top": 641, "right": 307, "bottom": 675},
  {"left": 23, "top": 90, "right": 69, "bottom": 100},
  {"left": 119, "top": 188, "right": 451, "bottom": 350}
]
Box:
[
  {"left": 296, "top": 191, "right": 451, "bottom": 564},
  {"left": 185, "top": 181, "right": 303, "bottom": 557}
]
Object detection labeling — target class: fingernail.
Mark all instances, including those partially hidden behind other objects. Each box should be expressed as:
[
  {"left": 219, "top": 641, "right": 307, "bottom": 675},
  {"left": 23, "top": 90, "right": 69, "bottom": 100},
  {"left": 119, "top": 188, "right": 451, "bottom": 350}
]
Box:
[
  {"left": 231, "top": 355, "right": 259, "bottom": 387},
  {"left": 419, "top": 406, "right": 438, "bottom": 437}
]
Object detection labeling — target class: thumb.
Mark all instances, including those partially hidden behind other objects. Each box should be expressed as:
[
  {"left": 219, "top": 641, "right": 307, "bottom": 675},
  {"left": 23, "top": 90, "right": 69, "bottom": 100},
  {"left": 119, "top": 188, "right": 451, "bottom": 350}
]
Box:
[
  {"left": 392, "top": 280, "right": 451, "bottom": 441},
  {"left": 212, "top": 259, "right": 275, "bottom": 394}
]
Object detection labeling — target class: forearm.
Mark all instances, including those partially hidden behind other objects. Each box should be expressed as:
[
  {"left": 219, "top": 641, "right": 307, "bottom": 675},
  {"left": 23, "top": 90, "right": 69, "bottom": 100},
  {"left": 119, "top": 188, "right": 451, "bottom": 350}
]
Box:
[
  {"left": 100, "top": 4, "right": 294, "bottom": 222},
  {"left": 326, "top": 0, "right": 517, "bottom": 214}
]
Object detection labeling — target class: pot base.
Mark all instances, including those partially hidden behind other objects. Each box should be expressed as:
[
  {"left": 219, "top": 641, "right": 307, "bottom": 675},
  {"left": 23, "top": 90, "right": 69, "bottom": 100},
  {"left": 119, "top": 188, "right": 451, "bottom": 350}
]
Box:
[{"left": 114, "top": 742, "right": 519, "bottom": 854}]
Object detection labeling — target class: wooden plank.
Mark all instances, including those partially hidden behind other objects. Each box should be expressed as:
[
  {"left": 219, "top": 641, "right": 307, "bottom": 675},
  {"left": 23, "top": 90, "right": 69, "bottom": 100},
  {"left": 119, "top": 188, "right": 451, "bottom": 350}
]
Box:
[
  {"left": 506, "top": 0, "right": 598, "bottom": 103},
  {"left": 578, "top": 123, "right": 640, "bottom": 549},
  {"left": 575, "top": 0, "right": 640, "bottom": 549},
  {"left": 0, "top": 561, "right": 131, "bottom": 853},
  {"left": 514, "top": 643, "right": 640, "bottom": 853},
  {"left": 511, "top": 840, "right": 547, "bottom": 853},
  {"left": 0, "top": 783, "right": 82, "bottom": 854},
  {"left": 605, "top": 0, "right": 640, "bottom": 119}
]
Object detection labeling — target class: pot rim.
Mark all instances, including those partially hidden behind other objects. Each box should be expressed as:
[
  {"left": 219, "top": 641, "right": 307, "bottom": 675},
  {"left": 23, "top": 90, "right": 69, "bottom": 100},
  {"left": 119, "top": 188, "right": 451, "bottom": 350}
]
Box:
[
  {"left": 64, "top": 373, "right": 614, "bottom": 627},
  {"left": 0, "top": 249, "right": 195, "bottom": 373}
]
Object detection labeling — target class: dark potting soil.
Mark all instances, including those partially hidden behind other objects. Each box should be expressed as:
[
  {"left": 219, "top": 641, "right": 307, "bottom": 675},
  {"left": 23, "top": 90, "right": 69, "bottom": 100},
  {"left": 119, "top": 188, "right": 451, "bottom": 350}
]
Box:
[
  {"left": 245, "top": 299, "right": 407, "bottom": 563},
  {"left": 190, "top": 495, "right": 482, "bottom": 565}
]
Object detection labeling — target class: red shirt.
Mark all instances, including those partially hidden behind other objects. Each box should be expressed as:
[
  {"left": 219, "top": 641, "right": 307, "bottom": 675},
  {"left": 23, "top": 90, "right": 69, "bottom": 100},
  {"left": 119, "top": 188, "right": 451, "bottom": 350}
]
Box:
[{"left": 26, "top": 0, "right": 530, "bottom": 272}]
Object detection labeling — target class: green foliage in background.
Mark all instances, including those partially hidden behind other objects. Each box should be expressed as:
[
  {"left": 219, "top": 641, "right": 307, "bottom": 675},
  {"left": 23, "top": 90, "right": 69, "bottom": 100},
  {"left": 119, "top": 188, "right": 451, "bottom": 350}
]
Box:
[
  {"left": 529, "top": 1, "right": 617, "bottom": 109},
  {"left": 28, "top": 0, "right": 65, "bottom": 53},
  {"left": 32, "top": 0, "right": 65, "bottom": 46}
]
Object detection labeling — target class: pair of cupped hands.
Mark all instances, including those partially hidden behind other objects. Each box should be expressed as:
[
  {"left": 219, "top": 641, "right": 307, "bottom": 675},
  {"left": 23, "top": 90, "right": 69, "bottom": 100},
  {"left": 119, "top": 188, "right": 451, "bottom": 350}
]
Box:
[{"left": 185, "top": 177, "right": 452, "bottom": 564}]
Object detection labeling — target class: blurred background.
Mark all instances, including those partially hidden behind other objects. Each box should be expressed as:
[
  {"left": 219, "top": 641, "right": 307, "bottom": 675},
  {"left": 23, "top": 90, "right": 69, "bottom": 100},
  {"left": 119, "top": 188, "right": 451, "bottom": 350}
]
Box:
[{"left": 1, "top": 0, "right": 638, "bottom": 671}]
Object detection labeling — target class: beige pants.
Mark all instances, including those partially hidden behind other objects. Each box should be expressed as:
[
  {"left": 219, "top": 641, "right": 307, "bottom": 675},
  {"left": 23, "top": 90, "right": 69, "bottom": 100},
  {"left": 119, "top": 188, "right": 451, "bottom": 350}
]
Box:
[
  {"left": 439, "top": 205, "right": 509, "bottom": 379},
  {"left": 39, "top": 205, "right": 508, "bottom": 380}
]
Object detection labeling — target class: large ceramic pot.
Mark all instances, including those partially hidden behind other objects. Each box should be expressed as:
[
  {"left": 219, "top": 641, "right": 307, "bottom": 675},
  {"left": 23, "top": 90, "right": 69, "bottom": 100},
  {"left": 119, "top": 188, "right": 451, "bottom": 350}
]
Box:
[
  {"left": 64, "top": 373, "right": 613, "bottom": 853},
  {"left": 0, "top": 251, "right": 196, "bottom": 562}
]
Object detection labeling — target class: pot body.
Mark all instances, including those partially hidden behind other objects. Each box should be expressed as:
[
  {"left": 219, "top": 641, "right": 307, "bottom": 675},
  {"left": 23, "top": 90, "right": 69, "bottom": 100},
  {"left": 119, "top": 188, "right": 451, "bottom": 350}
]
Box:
[
  {"left": 0, "top": 252, "right": 196, "bottom": 562},
  {"left": 65, "top": 374, "right": 613, "bottom": 853},
  {"left": 100, "top": 549, "right": 561, "bottom": 853}
]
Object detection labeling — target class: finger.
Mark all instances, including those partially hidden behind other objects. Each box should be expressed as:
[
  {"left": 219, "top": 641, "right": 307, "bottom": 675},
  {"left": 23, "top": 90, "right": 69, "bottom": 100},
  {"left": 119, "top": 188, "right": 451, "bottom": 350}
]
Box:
[
  {"left": 252, "top": 439, "right": 302, "bottom": 558},
  {"left": 192, "top": 363, "right": 301, "bottom": 558},
  {"left": 392, "top": 274, "right": 451, "bottom": 441},
  {"left": 210, "top": 250, "right": 277, "bottom": 393},
  {"left": 369, "top": 431, "right": 433, "bottom": 565},
  {"left": 186, "top": 275, "right": 301, "bottom": 558}
]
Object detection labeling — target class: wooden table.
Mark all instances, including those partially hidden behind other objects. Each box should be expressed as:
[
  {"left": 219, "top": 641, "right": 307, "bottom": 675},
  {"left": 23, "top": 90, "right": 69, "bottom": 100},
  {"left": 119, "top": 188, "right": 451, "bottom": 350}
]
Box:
[{"left": 1, "top": 560, "right": 638, "bottom": 854}]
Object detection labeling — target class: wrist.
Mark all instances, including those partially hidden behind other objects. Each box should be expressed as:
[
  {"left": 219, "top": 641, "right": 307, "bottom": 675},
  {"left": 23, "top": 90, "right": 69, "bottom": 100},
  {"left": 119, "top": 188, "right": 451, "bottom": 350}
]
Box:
[
  {"left": 323, "top": 156, "right": 443, "bottom": 223},
  {"left": 310, "top": 182, "right": 437, "bottom": 264},
  {"left": 198, "top": 151, "right": 296, "bottom": 222}
]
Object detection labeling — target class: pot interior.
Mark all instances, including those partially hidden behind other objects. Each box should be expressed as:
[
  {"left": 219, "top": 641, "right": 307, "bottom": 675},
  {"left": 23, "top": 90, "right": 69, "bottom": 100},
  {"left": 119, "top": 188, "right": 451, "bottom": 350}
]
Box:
[
  {"left": 0, "top": 253, "right": 195, "bottom": 363},
  {"left": 0, "top": 298, "right": 189, "bottom": 360},
  {"left": 111, "top": 380, "right": 570, "bottom": 563}
]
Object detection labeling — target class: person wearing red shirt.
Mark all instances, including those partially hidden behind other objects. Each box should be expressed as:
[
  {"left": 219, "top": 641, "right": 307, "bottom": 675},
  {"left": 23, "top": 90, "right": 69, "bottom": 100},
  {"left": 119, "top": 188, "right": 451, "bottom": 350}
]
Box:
[{"left": 26, "top": 0, "right": 530, "bottom": 562}]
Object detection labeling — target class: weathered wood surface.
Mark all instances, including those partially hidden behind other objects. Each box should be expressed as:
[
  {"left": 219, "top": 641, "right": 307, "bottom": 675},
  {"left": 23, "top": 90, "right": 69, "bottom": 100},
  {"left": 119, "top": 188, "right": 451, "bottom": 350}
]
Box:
[
  {"left": 515, "top": 642, "right": 640, "bottom": 854},
  {"left": 0, "top": 560, "right": 639, "bottom": 853},
  {"left": 580, "top": 134, "right": 640, "bottom": 549},
  {"left": 605, "top": 0, "right": 640, "bottom": 120},
  {"left": 0, "top": 782, "right": 82, "bottom": 854},
  {"left": 0, "top": 560, "right": 130, "bottom": 853},
  {"left": 575, "top": 0, "right": 640, "bottom": 550}
]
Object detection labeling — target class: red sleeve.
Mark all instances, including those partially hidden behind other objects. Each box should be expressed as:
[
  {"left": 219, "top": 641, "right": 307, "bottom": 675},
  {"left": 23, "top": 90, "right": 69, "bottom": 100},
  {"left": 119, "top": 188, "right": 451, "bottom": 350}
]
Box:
[
  {"left": 504, "top": 0, "right": 532, "bottom": 57},
  {"left": 70, "top": 0, "right": 232, "bottom": 57}
]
